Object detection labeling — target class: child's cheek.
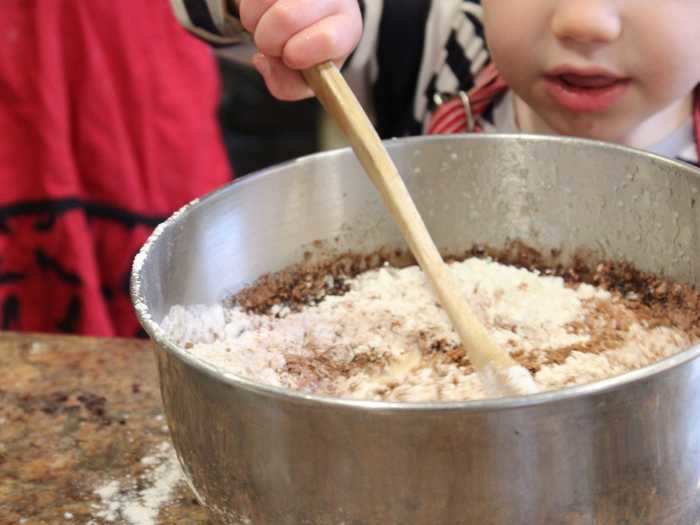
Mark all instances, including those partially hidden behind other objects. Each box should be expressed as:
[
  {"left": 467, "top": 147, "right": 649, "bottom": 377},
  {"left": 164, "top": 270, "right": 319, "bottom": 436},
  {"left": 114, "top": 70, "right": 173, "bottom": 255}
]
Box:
[
  {"left": 642, "top": 49, "right": 700, "bottom": 106},
  {"left": 487, "top": 36, "right": 533, "bottom": 90},
  {"left": 483, "top": 3, "right": 529, "bottom": 53},
  {"left": 630, "top": 18, "right": 700, "bottom": 100}
]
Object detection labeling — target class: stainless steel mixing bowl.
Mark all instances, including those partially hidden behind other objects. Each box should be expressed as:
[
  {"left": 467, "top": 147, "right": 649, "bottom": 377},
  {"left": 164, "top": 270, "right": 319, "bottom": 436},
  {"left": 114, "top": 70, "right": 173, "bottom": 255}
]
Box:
[{"left": 131, "top": 135, "right": 700, "bottom": 524}]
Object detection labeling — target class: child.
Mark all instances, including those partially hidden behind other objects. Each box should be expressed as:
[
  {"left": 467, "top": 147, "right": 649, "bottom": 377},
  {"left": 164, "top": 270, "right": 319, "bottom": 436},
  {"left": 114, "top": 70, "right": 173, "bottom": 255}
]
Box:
[
  {"left": 0, "top": 1, "right": 232, "bottom": 336},
  {"left": 174, "top": 0, "right": 699, "bottom": 166}
]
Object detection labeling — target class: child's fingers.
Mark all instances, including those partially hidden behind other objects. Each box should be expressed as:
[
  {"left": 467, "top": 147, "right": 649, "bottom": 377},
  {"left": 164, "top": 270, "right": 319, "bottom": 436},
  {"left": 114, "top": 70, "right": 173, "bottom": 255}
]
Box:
[
  {"left": 253, "top": 53, "right": 313, "bottom": 101},
  {"left": 253, "top": 0, "right": 346, "bottom": 59},
  {"left": 238, "top": 0, "right": 276, "bottom": 34},
  {"left": 282, "top": 13, "right": 362, "bottom": 70}
]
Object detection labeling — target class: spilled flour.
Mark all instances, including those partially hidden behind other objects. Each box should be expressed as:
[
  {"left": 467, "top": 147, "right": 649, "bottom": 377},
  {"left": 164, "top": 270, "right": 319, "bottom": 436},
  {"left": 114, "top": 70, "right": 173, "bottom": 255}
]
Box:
[
  {"left": 162, "top": 257, "right": 698, "bottom": 401},
  {"left": 90, "top": 442, "right": 184, "bottom": 524}
]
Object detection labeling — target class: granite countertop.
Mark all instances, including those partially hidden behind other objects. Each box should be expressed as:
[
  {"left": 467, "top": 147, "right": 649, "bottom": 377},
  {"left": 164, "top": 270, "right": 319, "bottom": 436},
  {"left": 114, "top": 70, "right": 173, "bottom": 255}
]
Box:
[{"left": 0, "top": 332, "right": 211, "bottom": 524}]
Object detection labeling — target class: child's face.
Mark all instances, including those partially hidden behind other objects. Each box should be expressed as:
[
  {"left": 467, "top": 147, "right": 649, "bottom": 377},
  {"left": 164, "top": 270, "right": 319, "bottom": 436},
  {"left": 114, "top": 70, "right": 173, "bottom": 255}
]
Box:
[{"left": 482, "top": 0, "right": 700, "bottom": 146}]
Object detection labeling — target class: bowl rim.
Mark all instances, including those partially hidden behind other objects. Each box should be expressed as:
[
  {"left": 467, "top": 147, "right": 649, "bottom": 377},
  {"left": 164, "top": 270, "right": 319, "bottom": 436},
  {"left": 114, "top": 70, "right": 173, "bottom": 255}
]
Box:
[{"left": 131, "top": 133, "right": 700, "bottom": 413}]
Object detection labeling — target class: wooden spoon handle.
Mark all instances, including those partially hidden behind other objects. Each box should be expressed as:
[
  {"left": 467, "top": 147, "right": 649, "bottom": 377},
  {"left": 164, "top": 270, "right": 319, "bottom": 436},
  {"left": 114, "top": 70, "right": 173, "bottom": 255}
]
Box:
[{"left": 302, "top": 62, "right": 517, "bottom": 373}]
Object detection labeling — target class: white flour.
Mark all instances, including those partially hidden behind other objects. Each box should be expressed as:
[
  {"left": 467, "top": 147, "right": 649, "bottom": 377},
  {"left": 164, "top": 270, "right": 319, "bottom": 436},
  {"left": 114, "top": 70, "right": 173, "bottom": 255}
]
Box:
[
  {"left": 162, "top": 258, "right": 692, "bottom": 401},
  {"left": 90, "top": 442, "right": 184, "bottom": 524}
]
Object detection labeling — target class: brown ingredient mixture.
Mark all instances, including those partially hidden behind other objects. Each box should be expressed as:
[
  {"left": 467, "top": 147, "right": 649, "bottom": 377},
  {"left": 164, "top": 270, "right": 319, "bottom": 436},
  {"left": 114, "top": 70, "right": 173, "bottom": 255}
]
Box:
[{"left": 227, "top": 241, "right": 700, "bottom": 396}]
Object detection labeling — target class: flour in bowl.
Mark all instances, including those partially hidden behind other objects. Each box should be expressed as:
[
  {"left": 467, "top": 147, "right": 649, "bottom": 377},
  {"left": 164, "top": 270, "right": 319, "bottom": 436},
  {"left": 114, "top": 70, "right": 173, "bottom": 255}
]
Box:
[{"left": 161, "top": 254, "right": 699, "bottom": 402}]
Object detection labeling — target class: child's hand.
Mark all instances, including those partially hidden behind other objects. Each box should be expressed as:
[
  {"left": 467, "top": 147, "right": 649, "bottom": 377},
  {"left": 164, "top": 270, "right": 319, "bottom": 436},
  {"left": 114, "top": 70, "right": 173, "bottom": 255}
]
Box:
[{"left": 238, "top": 0, "right": 362, "bottom": 100}]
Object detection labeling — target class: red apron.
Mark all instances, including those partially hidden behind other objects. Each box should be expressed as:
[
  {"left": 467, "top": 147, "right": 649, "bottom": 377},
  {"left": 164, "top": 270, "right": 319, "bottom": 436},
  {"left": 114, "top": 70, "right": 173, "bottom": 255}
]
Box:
[{"left": 0, "top": 0, "right": 232, "bottom": 336}]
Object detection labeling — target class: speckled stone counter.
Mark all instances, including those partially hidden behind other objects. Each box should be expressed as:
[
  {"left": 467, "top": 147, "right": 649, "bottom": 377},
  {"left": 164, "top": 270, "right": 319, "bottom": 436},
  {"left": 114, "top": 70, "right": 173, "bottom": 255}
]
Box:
[{"left": 0, "top": 332, "right": 211, "bottom": 524}]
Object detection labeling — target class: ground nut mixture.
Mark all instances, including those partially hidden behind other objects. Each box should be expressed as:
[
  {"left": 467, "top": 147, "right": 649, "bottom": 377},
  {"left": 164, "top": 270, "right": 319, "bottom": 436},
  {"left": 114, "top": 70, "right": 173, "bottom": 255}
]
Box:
[{"left": 162, "top": 252, "right": 700, "bottom": 402}]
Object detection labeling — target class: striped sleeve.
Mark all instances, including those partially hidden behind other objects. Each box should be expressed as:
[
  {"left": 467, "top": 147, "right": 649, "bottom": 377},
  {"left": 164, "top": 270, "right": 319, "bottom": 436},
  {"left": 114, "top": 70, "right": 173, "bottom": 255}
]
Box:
[
  {"left": 169, "top": 0, "right": 246, "bottom": 45},
  {"left": 345, "top": 0, "right": 489, "bottom": 138}
]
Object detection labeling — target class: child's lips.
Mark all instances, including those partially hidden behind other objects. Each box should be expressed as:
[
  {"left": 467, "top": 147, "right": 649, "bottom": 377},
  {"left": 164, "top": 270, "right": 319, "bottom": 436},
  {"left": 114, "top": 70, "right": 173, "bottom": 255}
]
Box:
[
  {"left": 559, "top": 74, "right": 620, "bottom": 89},
  {"left": 543, "top": 71, "right": 630, "bottom": 113}
]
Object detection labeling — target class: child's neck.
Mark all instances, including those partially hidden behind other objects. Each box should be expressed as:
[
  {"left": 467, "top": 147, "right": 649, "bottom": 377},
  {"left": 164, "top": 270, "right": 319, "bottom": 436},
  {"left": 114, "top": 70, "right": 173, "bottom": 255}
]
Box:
[{"left": 513, "top": 94, "right": 693, "bottom": 150}]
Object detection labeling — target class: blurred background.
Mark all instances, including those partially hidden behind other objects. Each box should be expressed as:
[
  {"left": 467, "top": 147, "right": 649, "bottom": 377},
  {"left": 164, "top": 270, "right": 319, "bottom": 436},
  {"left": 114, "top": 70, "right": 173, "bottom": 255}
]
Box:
[{"left": 216, "top": 45, "right": 347, "bottom": 177}]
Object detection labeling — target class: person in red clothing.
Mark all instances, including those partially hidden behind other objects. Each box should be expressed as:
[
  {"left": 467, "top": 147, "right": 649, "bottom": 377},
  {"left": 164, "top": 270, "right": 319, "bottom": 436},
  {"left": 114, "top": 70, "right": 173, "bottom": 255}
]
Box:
[{"left": 0, "top": 1, "right": 232, "bottom": 337}]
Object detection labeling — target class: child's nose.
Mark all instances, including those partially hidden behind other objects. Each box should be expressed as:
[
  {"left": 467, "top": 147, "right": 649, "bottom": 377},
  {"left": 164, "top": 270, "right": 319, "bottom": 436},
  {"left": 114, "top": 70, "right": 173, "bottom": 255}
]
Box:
[{"left": 551, "top": 0, "right": 622, "bottom": 45}]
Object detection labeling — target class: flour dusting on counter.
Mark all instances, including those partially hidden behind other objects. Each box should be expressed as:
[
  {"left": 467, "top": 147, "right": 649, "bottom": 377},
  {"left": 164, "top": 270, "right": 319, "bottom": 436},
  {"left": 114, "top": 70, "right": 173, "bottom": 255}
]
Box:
[{"left": 91, "top": 442, "right": 184, "bottom": 524}]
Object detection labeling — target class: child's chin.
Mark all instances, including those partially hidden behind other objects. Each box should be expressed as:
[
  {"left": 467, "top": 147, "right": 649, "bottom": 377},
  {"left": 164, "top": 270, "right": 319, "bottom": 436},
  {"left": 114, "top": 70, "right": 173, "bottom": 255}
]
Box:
[{"left": 546, "top": 114, "right": 629, "bottom": 146}]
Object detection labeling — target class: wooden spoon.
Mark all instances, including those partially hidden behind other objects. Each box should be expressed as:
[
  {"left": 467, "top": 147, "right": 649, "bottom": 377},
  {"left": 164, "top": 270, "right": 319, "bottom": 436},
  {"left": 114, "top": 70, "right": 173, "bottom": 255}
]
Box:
[{"left": 302, "top": 62, "right": 538, "bottom": 396}]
